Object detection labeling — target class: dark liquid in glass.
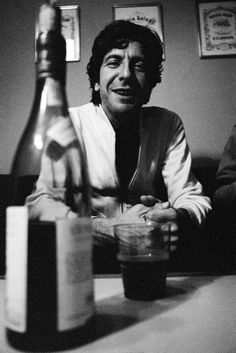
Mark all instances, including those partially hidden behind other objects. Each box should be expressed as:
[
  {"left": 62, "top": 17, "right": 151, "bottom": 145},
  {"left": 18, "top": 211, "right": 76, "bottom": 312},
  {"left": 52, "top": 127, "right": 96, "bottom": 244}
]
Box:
[{"left": 119, "top": 256, "right": 168, "bottom": 301}]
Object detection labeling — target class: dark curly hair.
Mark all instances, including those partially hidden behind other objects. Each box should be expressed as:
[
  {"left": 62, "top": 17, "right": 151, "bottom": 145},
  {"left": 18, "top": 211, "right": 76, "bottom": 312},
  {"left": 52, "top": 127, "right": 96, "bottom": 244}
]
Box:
[{"left": 87, "top": 20, "right": 164, "bottom": 105}]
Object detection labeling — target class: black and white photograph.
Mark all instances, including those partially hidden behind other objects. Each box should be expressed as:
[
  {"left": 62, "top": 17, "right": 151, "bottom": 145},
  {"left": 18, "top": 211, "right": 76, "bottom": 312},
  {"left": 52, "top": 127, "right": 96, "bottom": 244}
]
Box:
[{"left": 1, "top": 0, "right": 236, "bottom": 352}]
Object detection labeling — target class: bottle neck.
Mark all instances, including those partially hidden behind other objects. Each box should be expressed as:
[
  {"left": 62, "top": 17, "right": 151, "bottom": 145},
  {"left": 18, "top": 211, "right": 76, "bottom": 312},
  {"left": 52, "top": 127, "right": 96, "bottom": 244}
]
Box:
[
  {"left": 36, "top": 30, "right": 66, "bottom": 85},
  {"left": 39, "top": 76, "right": 68, "bottom": 106}
]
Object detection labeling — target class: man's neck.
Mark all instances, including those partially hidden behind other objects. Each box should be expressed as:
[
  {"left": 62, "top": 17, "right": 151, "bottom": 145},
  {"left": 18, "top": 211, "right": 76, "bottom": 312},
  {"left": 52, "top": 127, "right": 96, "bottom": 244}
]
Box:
[{"left": 102, "top": 107, "right": 141, "bottom": 131}]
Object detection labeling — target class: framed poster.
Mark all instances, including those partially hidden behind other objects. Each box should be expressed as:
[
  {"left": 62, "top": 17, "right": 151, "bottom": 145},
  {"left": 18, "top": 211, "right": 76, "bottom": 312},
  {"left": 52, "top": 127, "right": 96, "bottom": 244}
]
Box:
[
  {"left": 60, "top": 5, "right": 80, "bottom": 62},
  {"left": 197, "top": 1, "right": 236, "bottom": 57},
  {"left": 35, "top": 5, "right": 80, "bottom": 62},
  {"left": 113, "top": 3, "right": 165, "bottom": 58}
]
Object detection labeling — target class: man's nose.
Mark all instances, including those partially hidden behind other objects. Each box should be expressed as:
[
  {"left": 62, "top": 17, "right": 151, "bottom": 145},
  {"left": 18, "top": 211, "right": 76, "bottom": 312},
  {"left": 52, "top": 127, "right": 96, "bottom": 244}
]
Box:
[{"left": 118, "top": 62, "right": 132, "bottom": 80}]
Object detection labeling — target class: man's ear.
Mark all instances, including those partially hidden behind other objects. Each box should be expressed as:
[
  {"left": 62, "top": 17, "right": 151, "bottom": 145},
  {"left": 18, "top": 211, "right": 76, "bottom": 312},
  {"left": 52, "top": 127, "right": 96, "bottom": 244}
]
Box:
[{"left": 94, "top": 82, "right": 100, "bottom": 91}]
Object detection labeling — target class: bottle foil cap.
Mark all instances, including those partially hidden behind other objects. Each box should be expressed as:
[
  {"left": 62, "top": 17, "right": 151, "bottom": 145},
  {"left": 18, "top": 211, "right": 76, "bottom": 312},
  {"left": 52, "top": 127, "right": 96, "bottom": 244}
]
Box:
[{"left": 39, "top": 1, "right": 61, "bottom": 33}]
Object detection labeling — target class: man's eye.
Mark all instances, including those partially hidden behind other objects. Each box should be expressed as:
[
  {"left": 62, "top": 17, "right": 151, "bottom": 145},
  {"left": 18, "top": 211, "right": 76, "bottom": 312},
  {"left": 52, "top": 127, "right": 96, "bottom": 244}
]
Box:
[
  {"left": 106, "top": 60, "right": 120, "bottom": 67},
  {"left": 134, "top": 62, "right": 146, "bottom": 71}
]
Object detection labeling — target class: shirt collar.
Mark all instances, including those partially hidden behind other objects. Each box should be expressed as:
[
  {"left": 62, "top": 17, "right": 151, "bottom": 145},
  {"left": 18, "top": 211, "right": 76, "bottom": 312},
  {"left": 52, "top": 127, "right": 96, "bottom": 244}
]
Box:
[
  {"left": 97, "top": 104, "right": 116, "bottom": 134},
  {"left": 97, "top": 103, "right": 143, "bottom": 133}
]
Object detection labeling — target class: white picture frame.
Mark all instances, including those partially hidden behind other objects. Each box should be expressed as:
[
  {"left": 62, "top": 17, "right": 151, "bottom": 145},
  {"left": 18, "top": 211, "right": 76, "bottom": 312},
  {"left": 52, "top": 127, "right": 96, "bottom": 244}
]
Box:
[
  {"left": 60, "top": 5, "right": 80, "bottom": 62},
  {"left": 35, "top": 5, "right": 80, "bottom": 62},
  {"left": 197, "top": 1, "right": 236, "bottom": 58}
]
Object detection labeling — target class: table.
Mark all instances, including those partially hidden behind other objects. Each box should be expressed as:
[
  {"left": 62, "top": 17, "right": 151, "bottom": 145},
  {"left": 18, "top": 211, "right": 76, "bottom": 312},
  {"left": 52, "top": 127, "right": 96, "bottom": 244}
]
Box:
[{"left": 1, "top": 274, "right": 236, "bottom": 353}]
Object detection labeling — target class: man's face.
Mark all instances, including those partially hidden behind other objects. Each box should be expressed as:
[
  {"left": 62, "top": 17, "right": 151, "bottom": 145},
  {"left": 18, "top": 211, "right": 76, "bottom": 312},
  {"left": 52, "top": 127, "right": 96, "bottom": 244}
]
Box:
[{"left": 96, "top": 41, "right": 152, "bottom": 126}]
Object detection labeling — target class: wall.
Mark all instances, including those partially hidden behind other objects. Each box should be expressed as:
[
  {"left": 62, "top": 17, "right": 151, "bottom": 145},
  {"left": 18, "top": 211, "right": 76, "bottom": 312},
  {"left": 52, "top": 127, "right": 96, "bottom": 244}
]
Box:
[{"left": 0, "top": 0, "right": 235, "bottom": 174}]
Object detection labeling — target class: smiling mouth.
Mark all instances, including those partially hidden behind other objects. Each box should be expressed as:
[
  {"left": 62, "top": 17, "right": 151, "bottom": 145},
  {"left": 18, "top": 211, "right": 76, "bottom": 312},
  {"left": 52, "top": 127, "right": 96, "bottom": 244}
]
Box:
[{"left": 113, "top": 89, "right": 135, "bottom": 97}]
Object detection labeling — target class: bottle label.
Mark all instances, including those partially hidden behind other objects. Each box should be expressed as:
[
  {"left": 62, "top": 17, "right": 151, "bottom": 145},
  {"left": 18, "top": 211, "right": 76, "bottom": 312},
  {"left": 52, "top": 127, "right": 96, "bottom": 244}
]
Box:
[
  {"left": 56, "top": 218, "right": 94, "bottom": 331},
  {"left": 5, "top": 206, "right": 28, "bottom": 332},
  {"left": 5, "top": 208, "right": 94, "bottom": 333}
]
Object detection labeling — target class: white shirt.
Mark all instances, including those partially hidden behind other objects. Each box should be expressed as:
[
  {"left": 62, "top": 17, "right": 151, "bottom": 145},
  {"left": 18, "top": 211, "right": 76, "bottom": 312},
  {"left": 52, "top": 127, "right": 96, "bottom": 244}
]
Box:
[{"left": 26, "top": 103, "right": 211, "bottom": 228}]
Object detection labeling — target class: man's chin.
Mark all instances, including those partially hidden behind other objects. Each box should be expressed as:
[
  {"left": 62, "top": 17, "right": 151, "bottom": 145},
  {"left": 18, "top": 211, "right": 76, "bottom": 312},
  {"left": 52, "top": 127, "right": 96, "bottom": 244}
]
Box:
[{"left": 115, "top": 100, "right": 140, "bottom": 114}]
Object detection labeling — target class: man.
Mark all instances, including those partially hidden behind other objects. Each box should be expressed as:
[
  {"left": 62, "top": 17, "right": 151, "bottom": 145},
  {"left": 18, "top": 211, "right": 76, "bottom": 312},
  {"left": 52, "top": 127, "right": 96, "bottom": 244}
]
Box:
[{"left": 27, "top": 20, "right": 211, "bottom": 241}]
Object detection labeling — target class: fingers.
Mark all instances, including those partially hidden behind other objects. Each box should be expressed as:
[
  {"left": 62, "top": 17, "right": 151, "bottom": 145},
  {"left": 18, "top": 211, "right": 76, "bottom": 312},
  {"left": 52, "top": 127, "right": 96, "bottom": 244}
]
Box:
[
  {"left": 169, "top": 235, "right": 178, "bottom": 252},
  {"left": 154, "top": 201, "right": 170, "bottom": 210},
  {"left": 139, "top": 200, "right": 179, "bottom": 254},
  {"left": 140, "top": 195, "right": 170, "bottom": 210},
  {"left": 130, "top": 203, "right": 152, "bottom": 215},
  {"left": 145, "top": 206, "right": 176, "bottom": 223},
  {"left": 118, "top": 203, "right": 152, "bottom": 224},
  {"left": 146, "top": 221, "right": 179, "bottom": 253}
]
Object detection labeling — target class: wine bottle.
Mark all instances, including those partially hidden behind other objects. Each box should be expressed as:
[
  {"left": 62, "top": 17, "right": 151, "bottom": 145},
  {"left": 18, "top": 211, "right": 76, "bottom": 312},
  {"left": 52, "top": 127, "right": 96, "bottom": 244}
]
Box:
[
  {"left": 5, "top": 1, "right": 94, "bottom": 351},
  {"left": 10, "top": 0, "right": 67, "bottom": 205}
]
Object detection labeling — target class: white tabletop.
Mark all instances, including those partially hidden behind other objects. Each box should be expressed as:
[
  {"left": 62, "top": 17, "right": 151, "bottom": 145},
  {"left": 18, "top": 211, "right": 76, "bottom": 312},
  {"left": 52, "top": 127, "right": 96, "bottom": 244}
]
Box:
[{"left": 1, "top": 275, "right": 236, "bottom": 353}]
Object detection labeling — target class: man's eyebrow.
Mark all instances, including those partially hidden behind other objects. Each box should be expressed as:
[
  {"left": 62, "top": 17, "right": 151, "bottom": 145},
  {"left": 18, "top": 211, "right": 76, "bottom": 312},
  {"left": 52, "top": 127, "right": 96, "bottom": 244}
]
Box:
[
  {"left": 104, "top": 53, "right": 146, "bottom": 63},
  {"left": 103, "top": 53, "right": 122, "bottom": 62}
]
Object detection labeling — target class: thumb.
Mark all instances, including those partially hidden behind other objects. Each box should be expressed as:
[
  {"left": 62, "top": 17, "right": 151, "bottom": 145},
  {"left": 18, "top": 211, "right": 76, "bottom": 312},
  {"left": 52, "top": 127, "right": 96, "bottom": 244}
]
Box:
[{"left": 140, "top": 195, "right": 161, "bottom": 207}]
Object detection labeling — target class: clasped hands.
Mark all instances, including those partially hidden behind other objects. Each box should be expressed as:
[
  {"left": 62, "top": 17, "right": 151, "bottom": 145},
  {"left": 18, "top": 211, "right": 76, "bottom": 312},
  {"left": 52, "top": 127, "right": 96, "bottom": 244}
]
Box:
[
  {"left": 118, "top": 195, "right": 179, "bottom": 231},
  {"left": 117, "top": 195, "right": 188, "bottom": 252}
]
